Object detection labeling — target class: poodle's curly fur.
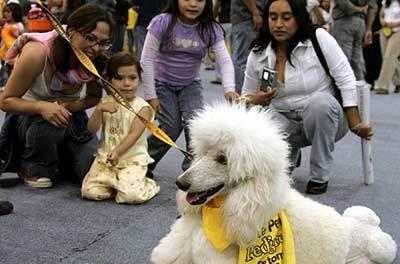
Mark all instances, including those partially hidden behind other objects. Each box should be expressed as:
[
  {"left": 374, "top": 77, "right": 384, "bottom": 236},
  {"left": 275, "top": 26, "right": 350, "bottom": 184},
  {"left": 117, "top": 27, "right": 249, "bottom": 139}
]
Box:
[{"left": 151, "top": 103, "right": 397, "bottom": 264}]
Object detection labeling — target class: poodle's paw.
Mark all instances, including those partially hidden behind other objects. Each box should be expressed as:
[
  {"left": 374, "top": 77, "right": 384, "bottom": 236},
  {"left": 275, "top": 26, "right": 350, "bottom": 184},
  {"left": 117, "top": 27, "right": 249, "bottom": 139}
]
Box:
[
  {"left": 343, "top": 206, "right": 380, "bottom": 226},
  {"left": 367, "top": 231, "right": 397, "bottom": 264},
  {"left": 150, "top": 246, "right": 177, "bottom": 264}
]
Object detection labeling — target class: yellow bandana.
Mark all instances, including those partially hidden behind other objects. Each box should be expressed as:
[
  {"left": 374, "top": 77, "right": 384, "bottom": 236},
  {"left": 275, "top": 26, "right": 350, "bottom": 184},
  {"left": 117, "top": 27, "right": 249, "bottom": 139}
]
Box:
[{"left": 202, "top": 196, "right": 296, "bottom": 264}]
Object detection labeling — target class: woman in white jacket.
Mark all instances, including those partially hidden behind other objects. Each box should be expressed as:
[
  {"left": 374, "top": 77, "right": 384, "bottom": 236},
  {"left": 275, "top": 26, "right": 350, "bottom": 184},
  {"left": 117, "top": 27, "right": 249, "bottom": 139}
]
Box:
[{"left": 241, "top": 0, "right": 373, "bottom": 194}]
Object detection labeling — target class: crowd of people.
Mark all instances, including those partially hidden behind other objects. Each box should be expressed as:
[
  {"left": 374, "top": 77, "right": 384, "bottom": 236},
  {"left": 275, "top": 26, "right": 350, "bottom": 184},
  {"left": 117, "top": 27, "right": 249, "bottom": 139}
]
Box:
[{"left": 0, "top": 0, "right": 398, "bottom": 216}]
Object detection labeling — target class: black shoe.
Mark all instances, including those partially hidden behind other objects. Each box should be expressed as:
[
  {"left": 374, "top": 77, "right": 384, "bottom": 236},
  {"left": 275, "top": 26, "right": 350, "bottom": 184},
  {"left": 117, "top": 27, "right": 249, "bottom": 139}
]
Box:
[
  {"left": 0, "top": 201, "right": 13, "bottom": 216},
  {"left": 210, "top": 80, "right": 222, "bottom": 85},
  {"left": 305, "top": 180, "right": 328, "bottom": 195}
]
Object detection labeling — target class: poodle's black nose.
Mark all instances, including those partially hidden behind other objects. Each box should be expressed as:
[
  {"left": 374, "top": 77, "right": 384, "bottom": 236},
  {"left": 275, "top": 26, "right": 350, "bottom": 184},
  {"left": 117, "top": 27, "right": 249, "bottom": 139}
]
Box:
[{"left": 176, "top": 180, "right": 191, "bottom": 191}]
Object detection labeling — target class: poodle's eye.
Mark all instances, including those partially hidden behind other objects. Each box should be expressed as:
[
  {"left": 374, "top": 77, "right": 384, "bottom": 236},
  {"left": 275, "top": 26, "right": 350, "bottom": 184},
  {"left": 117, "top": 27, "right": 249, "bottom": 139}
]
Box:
[{"left": 216, "top": 154, "right": 227, "bottom": 165}]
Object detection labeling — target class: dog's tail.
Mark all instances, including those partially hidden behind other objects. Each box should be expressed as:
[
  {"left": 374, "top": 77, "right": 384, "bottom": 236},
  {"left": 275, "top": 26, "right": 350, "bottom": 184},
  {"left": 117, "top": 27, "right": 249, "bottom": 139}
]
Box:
[{"left": 344, "top": 206, "right": 397, "bottom": 264}]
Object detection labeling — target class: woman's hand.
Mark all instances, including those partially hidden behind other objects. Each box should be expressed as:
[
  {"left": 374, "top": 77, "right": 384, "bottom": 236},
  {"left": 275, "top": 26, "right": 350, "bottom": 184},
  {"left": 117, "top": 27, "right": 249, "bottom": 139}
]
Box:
[
  {"left": 350, "top": 123, "right": 374, "bottom": 140},
  {"left": 251, "top": 88, "right": 278, "bottom": 106},
  {"left": 224, "top": 91, "right": 240, "bottom": 103},
  {"left": 107, "top": 150, "right": 119, "bottom": 166},
  {"left": 148, "top": 98, "right": 160, "bottom": 113},
  {"left": 39, "top": 101, "right": 72, "bottom": 128}
]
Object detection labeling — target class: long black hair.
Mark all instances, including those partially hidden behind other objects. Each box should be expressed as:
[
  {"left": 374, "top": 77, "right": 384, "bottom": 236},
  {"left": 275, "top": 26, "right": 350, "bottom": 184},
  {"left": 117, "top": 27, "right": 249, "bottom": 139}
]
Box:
[
  {"left": 385, "top": 0, "right": 400, "bottom": 7},
  {"left": 251, "top": 0, "right": 314, "bottom": 65},
  {"left": 52, "top": 4, "right": 115, "bottom": 73},
  {"left": 6, "top": 3, "right": 23, "bottom": 23},
  {"left": 161, "top": 0, "right": 222, "bottom": 48}
]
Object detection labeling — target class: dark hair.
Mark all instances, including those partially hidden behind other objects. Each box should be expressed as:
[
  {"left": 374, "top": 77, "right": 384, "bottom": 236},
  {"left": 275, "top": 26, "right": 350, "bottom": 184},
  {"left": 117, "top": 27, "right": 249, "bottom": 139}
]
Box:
[
  {"left": 251, "top": 0, "right": 314, "bottom": 66},
  {"left": 52, "top": 4, "right": 115, "bottom": 73},
  {"left": 162, "top": 0, "right": 222, "bottom": 48},
  {"left": 385, "top": 0, "right": 400, "bottom": 8},
  {"left": 106, "top": 52, "right": 143, "bottom": 81},
  {"left": 6, "top": 3, "right": 23, "bottom": 22}
]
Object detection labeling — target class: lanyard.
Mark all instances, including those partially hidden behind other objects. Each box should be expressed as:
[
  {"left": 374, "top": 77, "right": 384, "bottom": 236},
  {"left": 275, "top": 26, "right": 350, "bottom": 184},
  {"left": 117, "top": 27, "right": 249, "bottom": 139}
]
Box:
[{"left": 35, "top": 0, "right": 192, "bottom": 160}]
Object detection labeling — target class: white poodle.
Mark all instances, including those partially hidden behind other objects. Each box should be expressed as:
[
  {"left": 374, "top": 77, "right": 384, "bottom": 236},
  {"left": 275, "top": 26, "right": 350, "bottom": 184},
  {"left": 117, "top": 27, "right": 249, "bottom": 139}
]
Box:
[{"left": 151, "top": 103, "right": 397, "bottom": 264}]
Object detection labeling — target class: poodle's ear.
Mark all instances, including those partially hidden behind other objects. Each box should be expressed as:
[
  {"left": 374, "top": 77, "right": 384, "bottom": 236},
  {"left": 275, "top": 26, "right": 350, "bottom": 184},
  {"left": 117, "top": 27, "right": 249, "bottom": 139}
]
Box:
[
  {"left": 226, "top": 136, "right": 289, "bottom": 186},
  {"left": 221, "top": 134, "right": 291, "bottom": 245}
]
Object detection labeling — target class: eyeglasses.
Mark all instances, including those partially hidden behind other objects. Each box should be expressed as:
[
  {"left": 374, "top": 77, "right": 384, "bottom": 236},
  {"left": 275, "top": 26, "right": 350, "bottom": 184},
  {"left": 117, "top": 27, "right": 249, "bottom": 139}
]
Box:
[{"left": 82, "top": 33, "right": 112, "bottom": 50}]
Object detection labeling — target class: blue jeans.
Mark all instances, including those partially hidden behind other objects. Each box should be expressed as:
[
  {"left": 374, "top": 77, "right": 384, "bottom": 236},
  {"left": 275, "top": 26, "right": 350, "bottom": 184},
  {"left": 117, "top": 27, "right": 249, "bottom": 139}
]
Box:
[
  {"left": 15, "top": 112, "right": 98, "bottom": 181},
  {"left": 147, "top": 80, "right": 204, "bottom": 171},
  {"left": 272, "top": 92, "right": 348, "bottom": 182},
  {"left": 134, "top": 25, "right": 148, "bottom": 60},
  {"left": 231, "top": 19, "right": 258, "bottom": 93}
]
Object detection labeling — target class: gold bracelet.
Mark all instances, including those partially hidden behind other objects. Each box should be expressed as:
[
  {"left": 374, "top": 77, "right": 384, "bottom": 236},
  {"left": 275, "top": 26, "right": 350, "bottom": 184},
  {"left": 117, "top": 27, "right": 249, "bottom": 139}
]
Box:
[{"left": 239, "top": 95, "right": 251, "bottom": 104}]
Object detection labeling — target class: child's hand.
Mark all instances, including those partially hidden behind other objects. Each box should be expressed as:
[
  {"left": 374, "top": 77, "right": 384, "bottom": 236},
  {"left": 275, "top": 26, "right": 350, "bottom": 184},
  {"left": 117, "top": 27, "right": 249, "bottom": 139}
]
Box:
[
  {"left": 224, "top": 91, "right": 240, "bottom": 103},
  {"left": 97, "top": 102, "right": 118, "bottom": 113},
  {"left": 148, "top": 99, "right": 161, "bottom": 113},
  {"left": 107, "top": 150, "right": 119, "bottom": 166}
]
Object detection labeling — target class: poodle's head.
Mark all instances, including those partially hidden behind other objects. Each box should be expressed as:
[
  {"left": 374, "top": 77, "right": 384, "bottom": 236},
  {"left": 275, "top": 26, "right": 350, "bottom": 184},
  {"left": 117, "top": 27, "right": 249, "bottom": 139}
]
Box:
[{"left": 176, "top": 103, "right": 291, "bottom": 207}]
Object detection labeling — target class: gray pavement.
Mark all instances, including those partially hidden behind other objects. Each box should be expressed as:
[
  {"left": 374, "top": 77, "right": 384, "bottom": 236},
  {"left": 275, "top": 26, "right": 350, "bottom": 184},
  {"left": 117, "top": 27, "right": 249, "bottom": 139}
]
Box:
[{"left": 0, "top": 68, "right": 399, "bottom": 264}]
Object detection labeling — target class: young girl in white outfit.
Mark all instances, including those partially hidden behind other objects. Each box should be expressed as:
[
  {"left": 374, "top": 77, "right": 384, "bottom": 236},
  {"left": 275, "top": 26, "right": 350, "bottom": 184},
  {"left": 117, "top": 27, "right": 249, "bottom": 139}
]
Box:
[
  {"left": 140, "top": 0, "right": 239, "bottom": 174},
  {"left": 81, "top": 52, "right": 160, "bottom": 204}
]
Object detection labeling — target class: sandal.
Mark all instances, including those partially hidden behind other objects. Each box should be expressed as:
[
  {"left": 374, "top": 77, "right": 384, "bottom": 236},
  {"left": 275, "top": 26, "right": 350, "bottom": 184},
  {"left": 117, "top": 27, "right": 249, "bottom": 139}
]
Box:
[{"left": 375, "top": 88, "right": 389, "bottom": 95}]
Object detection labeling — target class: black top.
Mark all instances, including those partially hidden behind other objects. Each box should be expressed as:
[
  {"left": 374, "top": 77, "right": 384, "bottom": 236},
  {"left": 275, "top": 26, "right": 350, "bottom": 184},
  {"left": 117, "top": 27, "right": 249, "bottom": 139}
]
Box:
[
  {"left": 131, "top": 0, "right": 167, "bottom": 27},
  {"left": 219, "top": 0, "right": 231, "bottom": 23}
]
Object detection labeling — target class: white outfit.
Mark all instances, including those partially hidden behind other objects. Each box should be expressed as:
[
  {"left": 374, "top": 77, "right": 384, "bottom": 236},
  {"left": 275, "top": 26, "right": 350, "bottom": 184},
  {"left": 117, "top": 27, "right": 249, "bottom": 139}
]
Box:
[
  {"left": 242, "top": 28, "right": 356, "bottom": 182},
  {"left": 383, "top": 0, "right": 400, "bottom": 32},
  {"left": 242, "top": 28, "right": 357, "bottom": 111}
]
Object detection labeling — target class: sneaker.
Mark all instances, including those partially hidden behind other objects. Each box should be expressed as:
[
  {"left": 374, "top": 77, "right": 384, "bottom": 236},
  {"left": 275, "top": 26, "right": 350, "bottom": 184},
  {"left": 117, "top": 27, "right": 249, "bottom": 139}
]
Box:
[
  {"left": 0, "top": 201, "right": 13, "bottom": 216},
  {"left": 305, "top": 180, "right": 328, "bottom": 195},
  {"left": 375, "top": 88, "right": 389, "bottom": 95},
  {"left": 18, "top": 171, "right": 52, "bottom": 188},
  {"left": 210, "top": 80, "right": 222, "bottom": 85}
]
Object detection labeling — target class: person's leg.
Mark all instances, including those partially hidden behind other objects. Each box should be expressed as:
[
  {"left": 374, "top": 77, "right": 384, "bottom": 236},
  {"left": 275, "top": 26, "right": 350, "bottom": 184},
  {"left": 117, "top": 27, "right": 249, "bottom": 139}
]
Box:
[
  {"left": 81, "top": 158, "right": 115, "bottom": 201},
  {"left": 332, "top": 17, "right": 359, "bottom": 77},
  {"left": 127, "top": 29, "right": 134, "bottom": 54},
  {"left": 134, "top": 25, "right": 147, "bottom": 60},
  {"left": 115, "top": 164, "right": 160, "bottom": 204},
  {"left": 61, "top": 111, "right": 98, "bottom": 182},
  {"left": 350, "top": 17, "right": 366, "bottom": 80},
  {"left": 148, "top": 81, "right": 183, "bottom": 171},
  {"left": 302, "top": 92, "right": 348, "bottom": 186},
  {"left": 18, "top": 115, "right": 66, "bottom": 187},
  {"left": 271, "top": 111, "right": 309, "bottom": 171},
  {"left": 375, "top": 31, "right": 400, "bottom": 92},
  {"left": 62, "top": 136, "right": 98, "bottom": 182},
  {"left": 111, "top": 23, "right": 127, "bottom": 53},
  {"left": 231, "top": 20, "right": 257, "bottom": 94},
  {"left": 179, "top": 80, "right": 204, "bottom": 171}
]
